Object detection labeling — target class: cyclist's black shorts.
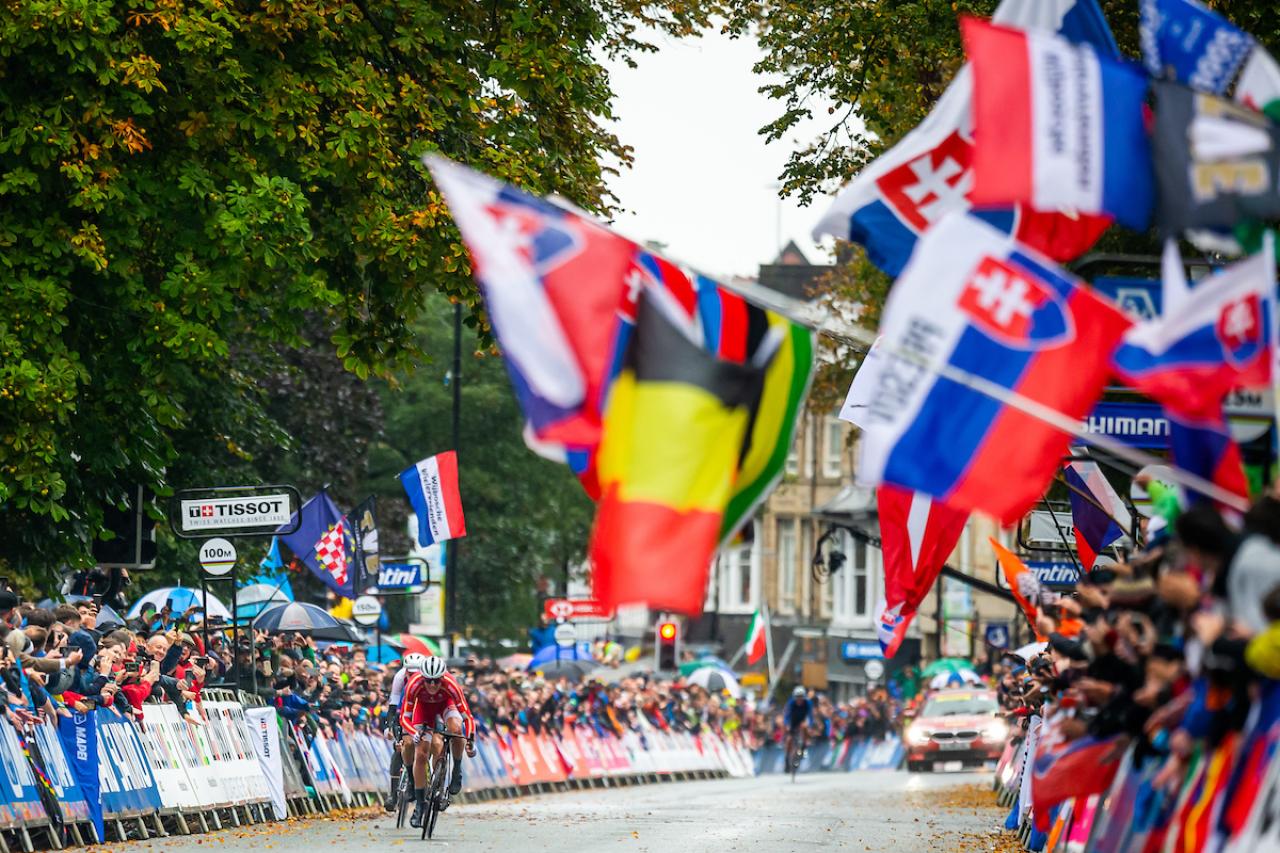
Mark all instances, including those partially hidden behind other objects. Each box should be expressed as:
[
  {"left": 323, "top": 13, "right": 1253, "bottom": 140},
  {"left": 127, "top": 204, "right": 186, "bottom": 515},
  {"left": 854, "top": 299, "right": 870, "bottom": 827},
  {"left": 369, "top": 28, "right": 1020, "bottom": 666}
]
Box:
[{"left": 786, "top": 717, "right": 807, "bottom": 735}]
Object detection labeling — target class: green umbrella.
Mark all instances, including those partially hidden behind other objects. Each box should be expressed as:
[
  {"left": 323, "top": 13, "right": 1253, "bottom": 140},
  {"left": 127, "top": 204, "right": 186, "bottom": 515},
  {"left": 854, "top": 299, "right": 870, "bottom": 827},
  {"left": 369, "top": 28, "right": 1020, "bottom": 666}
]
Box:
[
  {"left": 678, "top": 655, "right": 732, "bottom": 676},
  {"left": 921, "top": 657, "right": 972, "bottom": 678}
]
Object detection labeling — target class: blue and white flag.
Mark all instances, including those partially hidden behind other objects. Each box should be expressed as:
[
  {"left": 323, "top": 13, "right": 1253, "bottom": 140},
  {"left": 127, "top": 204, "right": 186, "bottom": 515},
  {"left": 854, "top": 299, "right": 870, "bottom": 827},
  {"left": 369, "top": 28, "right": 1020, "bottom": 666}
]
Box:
[
  {"left": 57, "top": 712, "right": 103, "bottom": 843},
  {"left": 1139, "top": 0, "right": 1254, "bottom": 93}
]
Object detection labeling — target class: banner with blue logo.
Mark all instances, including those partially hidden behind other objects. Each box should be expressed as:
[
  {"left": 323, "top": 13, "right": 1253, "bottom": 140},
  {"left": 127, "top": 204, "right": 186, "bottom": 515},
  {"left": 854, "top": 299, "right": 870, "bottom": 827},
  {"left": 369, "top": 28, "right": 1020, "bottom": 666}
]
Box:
[
  {"left": 1079, "top": 402, "right": 1170, "bottom": 450},
  {"left": 32, "top": 719, "right": 90, "bottom": 824},
  {"left": 0, "top": 718, "right": 48, "bottom": 828},
  {"left": 96, "top": 709, "right": 162, "bottom": 818},
  {"left": 377, "top": 560, "right": 423, "bottom": 589},
  {"left": 1026, "top": 561, "right": 1083, "bottom": 589},
  {"left": 58, "top": 712, "right": 104, "bottom": 842}
]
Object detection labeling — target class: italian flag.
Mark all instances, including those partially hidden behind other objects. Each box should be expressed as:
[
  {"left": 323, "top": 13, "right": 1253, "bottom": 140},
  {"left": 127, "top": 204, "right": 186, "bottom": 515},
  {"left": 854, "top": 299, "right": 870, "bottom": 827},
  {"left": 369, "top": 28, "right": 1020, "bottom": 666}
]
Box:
[{"left": 744, "top": 608, "right": 767, "bottom": 665}]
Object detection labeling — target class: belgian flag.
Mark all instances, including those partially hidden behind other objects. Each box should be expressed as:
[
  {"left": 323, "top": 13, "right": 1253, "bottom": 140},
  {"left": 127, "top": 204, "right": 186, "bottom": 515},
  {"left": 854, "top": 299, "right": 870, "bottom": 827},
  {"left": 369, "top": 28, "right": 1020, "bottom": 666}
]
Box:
[{"left": 589, "top": 294, "right": 770, "bottom": 614}]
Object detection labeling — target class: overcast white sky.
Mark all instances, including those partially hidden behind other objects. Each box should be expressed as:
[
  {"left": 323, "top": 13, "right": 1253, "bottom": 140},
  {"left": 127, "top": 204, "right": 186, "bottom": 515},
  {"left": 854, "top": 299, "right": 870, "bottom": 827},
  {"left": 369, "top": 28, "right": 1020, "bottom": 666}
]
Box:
[{"left": 604, "top": 28, "right": 834, "bottom": 280}]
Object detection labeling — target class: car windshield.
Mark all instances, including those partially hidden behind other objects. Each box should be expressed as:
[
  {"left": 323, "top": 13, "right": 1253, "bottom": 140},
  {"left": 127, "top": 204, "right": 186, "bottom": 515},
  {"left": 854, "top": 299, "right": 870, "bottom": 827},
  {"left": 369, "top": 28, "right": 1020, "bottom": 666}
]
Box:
[{"left": 921, "top": 694, "right": 997, "bottom": 717}]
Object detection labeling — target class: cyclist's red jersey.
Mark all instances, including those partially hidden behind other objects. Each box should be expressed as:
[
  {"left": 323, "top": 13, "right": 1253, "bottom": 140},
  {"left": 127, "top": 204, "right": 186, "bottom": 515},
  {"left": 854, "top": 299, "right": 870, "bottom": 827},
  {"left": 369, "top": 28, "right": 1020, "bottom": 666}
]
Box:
[{"left": 402, "top": 670, "right": 475, "bottom": 737}]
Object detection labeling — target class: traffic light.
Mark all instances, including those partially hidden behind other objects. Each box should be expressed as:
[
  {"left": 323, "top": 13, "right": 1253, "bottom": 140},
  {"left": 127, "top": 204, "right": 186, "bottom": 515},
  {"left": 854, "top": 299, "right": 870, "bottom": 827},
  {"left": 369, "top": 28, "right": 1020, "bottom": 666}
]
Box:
[
  {"left": 92, "top": 485, "right": 157, "bottom": 568},
  {"left": 656, "top": 621, "right": 679, "bottom": 671}
]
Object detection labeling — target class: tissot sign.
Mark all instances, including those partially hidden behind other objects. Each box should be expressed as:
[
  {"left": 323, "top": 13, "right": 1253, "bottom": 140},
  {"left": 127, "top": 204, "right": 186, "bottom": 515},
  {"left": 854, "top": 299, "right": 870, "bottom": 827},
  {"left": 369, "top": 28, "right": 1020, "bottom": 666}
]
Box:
[{"left": 179, "top": 494, "right": 292, "bottom": 532}]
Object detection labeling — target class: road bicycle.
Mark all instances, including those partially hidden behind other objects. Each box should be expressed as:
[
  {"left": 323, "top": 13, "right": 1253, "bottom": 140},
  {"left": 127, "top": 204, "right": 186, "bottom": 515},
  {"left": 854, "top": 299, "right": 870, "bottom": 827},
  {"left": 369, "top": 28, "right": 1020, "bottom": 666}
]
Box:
[
  {"left": 422, "top": 725, "right": 470, "bottom": 840},
  {"left": 784, "top": 729, "right": 807, "bottom": 783},
  {"left": 393, "top": 764, "right": 412, "bottom": 829}
]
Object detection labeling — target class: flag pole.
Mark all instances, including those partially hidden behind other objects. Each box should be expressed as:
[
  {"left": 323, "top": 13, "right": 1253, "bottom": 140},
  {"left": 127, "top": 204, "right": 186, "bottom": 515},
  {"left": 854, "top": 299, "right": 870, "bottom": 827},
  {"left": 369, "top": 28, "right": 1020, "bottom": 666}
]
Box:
[{"left": 763, "top": 603, "right": 776, "bottom": 687}]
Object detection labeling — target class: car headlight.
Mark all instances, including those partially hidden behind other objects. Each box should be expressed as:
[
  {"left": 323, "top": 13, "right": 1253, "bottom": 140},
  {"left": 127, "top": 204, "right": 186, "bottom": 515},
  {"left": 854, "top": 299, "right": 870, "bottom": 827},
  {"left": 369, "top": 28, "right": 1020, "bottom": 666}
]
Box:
[
  {"left": 905, "top": 725, "right": 932, "bottom": 746},
  {"left": 983, "top": 719, "right": 1009, "bottom": 742}
]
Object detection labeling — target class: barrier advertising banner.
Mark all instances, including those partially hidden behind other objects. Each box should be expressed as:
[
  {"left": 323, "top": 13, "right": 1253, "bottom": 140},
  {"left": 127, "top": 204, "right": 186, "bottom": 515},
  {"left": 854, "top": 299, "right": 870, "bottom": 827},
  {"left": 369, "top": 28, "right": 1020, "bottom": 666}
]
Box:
[
  {"left": 58, "top": 712, "right": 104, "bottom": 843},
  {"left": 96, "top": 709, "right": 163, "bottom": 819},
  {"left": 0, "top": 717, "right": 48, "bottom": 827},
  {"left": 30, "top": 718, "right": 91, "bottom": 824},
  {"left": 244, "top": 708, "right": 287, "bottom": 819}
]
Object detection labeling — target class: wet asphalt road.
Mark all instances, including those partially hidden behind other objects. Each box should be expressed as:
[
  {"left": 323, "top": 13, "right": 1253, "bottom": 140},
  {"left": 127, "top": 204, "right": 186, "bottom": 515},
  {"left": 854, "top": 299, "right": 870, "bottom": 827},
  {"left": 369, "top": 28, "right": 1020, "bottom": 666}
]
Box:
[{"left": 104, "top": 770, "right": 1008, "bottom": 853}]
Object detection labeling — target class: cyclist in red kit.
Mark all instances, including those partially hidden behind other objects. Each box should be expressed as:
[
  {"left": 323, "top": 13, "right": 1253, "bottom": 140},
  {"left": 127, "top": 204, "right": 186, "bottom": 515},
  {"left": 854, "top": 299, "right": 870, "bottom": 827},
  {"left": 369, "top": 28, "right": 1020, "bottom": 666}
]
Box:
[{"left": 403, "top": 656, "right": 475, "bottom": 827}]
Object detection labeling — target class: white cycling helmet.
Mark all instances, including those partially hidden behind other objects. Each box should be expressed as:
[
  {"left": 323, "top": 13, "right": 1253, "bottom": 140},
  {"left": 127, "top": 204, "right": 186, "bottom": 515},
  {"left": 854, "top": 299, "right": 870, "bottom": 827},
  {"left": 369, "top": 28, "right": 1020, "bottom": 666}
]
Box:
[
  {"left": 403, "top": 653, "right": 427, "bottom": 672},
  {"left": 422, "top": 656, "right": 447, "bottom": 679},
  {"left": 792, "top": 686, "right": 807, "bottom": 698}
]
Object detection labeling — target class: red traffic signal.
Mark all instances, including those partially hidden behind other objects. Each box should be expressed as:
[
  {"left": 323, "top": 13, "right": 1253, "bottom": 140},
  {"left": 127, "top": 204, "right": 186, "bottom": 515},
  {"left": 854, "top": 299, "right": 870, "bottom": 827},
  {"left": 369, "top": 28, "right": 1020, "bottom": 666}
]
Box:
[{"left": 658, "top": 622, "right": 677, "bottom": 641}]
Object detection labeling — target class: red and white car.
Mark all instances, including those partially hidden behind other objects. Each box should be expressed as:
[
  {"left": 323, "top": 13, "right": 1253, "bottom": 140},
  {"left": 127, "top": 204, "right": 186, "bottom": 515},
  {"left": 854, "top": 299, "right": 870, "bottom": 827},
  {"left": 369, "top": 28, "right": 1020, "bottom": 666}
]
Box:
[{"left": 904, "top": 689, "right": 1007, "bottom": 772}]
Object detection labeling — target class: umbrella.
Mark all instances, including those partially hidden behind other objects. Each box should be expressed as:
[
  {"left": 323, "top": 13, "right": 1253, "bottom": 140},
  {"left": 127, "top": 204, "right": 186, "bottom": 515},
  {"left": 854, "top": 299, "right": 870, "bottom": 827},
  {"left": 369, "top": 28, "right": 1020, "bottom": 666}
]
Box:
[
  {"left": 253, "top": 602, "right": 340, "bottom": 633},
  {"left": 384, "top": 633, "right": 442, "bottom": 657},
  {"left": 678, "top": 655, "right": 732, "bottom": 676},
  {"left": 686, "top": 667, "right": 742, "bottom": 697},
  {"left": 921, "top": 657, "right": 973, "bottom": 679},
  {"left": 127, "top": 587, "right": 231, "bottom": 621},
  {"left": 529, "top": 659, "right": 595, "bottom": 680},
  {"left": 1011, "top": 642, "right": 1048, "bottom": 660},
  {"left": 366, "top": 645, "right": 403, "bottom": 664},
  {"left": 497, "top": 653, "right": 533, "bottom": 670},
  {"left": 929, "top": 669, "right": 982, "bottom": 690},
  {"left": 528, "top": 642, "right": 594, "bottom": 670},
  {"left": 235, "top": 583, "right": 292, "bottom": 620},
  {"left": 95, "top": 604, "right": 127, "bottom": 633}
]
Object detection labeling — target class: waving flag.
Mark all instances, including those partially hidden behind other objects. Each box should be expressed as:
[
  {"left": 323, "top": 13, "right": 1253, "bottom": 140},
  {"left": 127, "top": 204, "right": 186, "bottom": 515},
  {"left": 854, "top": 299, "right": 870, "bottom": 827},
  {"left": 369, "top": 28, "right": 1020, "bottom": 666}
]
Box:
[
  {"left": 963, "top": 17, "right": 1154, "bottom": 230},
  {"left": 812, "top": 0, "right": 1117, "bottom": 276},
  {"left": 425, "top": 155, "right": 634, "bottom": 449},
  {"left": 399, "top": 451, "right": 468, "bottom": 547},
  {"left": 1031, "top": 727, "right": 1130, "bottom": 831},
  {"left": 874, "top": 485, "right": 969, "bottom": 657},
  {"left": 991, "top": 538, "right": 1047, "bottom": 635},
  {"left": 1169, "top": 412, "right": 1251, "bottom": 504},
  {"left": 1063, "top": 454, "right": 1131, "bottom": 570},
  {"left": 1113, "top": 237, "right": 1277, "bottom": 418},
  {"left": 1139, "top": 0, "right": 1253, "bottom": 93},
  {"left": 855, "top": 213, "right": 1132, "bottom": 524},
  {"left": 589, "top": 294, "right": 769, "bottom": 614},
  {"left": 277, "top": 491, "right": 354, "bottom": 598}
]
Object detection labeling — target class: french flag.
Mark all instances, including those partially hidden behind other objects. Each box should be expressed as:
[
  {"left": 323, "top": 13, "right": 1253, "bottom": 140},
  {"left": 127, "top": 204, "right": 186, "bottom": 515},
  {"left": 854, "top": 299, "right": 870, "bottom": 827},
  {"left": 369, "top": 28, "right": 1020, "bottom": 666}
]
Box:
[
  {"left": 855, "top": 213, "right": 1132, "bottom": 525},
  {"left": 875, "top": 485, "right": 969, "bottom": 657},
  {"left": 962, "top": 17, "right": 1154, "bottom": 230},
  {"left": 1113, "top": 239, "right": 1277, "bottom": 418},
  {"left": 1062, "top": 454, "right": 1130, "bottom": 570},
  {"left": 811, "top": 0, "right": 1118, "bottom": 277},
  {"left": 399, "top": 451, "right": 468, "bottom": 547}
]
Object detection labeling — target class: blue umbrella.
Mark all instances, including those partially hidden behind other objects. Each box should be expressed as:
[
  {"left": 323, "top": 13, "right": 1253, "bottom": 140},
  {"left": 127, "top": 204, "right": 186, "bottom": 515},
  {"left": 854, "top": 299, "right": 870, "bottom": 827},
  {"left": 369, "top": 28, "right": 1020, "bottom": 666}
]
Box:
[
  {"left": 365, "top": 645, "right": 403, "bottom": 664},
  {"left": 253, "top": 602, "right": 340, "bottom": 634},
  {"left": 527, "top": 642, "right": 594, "bottom": 670},
  {"left": 126, "top": 587, "right": 232, "bottom": 621},
  {"left": 235, "top": 583, "right": 293, "bottom": 620}
]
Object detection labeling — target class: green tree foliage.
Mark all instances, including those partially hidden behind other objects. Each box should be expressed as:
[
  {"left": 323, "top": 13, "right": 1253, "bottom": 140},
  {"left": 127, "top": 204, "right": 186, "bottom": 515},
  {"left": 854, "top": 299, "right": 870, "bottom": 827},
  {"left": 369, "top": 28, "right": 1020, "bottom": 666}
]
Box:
[{"left": 0, "top": 0, "right": 719, "bottom": 578}]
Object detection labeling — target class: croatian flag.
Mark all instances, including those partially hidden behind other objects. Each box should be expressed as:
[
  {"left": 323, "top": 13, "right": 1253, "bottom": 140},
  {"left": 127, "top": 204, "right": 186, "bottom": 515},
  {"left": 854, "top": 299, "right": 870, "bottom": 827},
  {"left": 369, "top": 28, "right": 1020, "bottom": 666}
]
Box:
[
  {"left": 962, "top": 17, "right": 1154, "bottom": 230},
  {"left": 399, "top": 451, "right": 468, "bottom": 547},
  {"left": 1062, "top": 454, "right": 1130, "bottom": 570},
  {"left": 812, "top": 0, "right": 1118, "bottom": 276},
  {"left": 1113, "top": 238, "right": 1277, "bottom": 418},
  {"left": 855, "top": 213, "right": 1132, "bottom": 524},
  {"left": 874, "top": 485, "right": 969, "bottom": 657},
  {"left": 425, "top": 155, "right": 636, "bottom": 450}
]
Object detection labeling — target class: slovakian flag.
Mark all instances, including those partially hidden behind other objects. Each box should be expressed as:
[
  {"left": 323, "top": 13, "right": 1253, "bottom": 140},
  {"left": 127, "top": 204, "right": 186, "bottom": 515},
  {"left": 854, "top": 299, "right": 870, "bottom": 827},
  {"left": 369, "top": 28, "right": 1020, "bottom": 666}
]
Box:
[
  {"left": 277, "top": 490, "right": 355, "bottom": 598},
  {"left": 963, "top": 17, "right": 1154, "bottom": 231},
  {"left": 424, "top": 155, "right": 635, "bottom": 450},
  {"left": 854, "top": 213, "right": 1132, "bottom": 524},
  {"left": 812, "top": 0, "right": 1117, "bottom": 277},
  {"left": 589, "top": 293, "right": 769, "bottom": 615},
  {"left": 399, "top": 451, "right": 467, "bottom": 547},
  {"left": 743, "top": 608, "right": 768, "bottom": 666},
  {"left": 1031, "top": 727, "right": 1129, "bottom": 831},
  {"left": 874, "top": 485, "right": 969, "bottom": 658},
  {"left": 1062, "top": 453, "right": 1131, "bottom": 570},
  {"left": 1113, "top": 236, "right": 1277, "bottom": 418}
]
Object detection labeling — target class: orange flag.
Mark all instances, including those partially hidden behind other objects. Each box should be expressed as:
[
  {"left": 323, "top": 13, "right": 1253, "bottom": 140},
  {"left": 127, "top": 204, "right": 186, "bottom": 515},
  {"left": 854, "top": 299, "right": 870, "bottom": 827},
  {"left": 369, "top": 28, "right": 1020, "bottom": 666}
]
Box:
[{"left": 990, "top": 537, "right": 1045, "bottom": 640}]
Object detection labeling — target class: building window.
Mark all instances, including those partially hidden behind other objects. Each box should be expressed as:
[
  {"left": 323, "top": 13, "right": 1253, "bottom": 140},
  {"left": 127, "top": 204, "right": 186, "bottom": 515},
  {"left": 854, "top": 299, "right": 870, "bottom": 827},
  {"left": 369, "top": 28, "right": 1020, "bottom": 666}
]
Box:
[
  {"left": 719, "top": 522, "right": 759, "bottom": 613},
  {"left": 831, "top": 531, "right": 874, "bottom": 624},
  {"left": 777, "top": 518, "right": 797, "bottom": 612},
  {"left": 800, "top": 523, "right": 813, "bottom": 616},
  {"left": 823, "top": 417, "right": 844, "bottom": 478},
  {"left": 785, "top": 440, "right": 800, "bottom": 476}
]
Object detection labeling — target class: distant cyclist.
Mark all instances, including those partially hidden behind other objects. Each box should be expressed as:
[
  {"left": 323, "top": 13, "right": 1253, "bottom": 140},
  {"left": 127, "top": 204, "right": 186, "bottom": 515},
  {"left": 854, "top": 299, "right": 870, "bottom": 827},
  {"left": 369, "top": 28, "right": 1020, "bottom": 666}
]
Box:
[
  {"left": 401, "top": 656, "right": 476, "bottom": 828},
  {"left": 383, "top": 652, "right": 427, "bottom": 811},
  {"left": 783, "top": 686, "right": 813, "bottom": 765}
]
